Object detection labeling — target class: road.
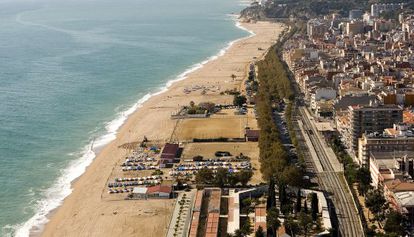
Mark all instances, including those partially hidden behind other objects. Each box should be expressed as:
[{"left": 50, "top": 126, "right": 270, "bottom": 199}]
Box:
[{"left": 298, "top": 106, "right": 364, "bottom": 237}]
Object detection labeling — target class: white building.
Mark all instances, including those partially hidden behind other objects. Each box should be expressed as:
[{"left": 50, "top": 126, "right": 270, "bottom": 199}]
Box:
[{"left": 311, "top": 88, "right": 337, "bottom": 110}]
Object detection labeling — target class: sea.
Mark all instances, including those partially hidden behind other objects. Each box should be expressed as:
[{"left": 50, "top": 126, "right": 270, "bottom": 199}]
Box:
[{"left": 0, "top": 0, "right": 251, "bottom": 236}]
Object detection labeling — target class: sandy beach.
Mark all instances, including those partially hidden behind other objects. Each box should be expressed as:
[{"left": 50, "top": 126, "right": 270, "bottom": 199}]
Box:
[{"left": 40, "top": 21, "right": 284, "bottom": 237}]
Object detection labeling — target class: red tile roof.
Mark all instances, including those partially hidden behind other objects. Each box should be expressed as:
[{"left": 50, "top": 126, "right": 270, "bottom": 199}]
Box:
[{"left": 146, "top": 185, "right": 172, "bottom": 194}]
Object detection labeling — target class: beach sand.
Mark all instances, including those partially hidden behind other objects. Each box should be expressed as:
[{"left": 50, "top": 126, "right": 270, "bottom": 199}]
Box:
[{"left": 40, "top": 21, "right": 284, "bottom": 237}]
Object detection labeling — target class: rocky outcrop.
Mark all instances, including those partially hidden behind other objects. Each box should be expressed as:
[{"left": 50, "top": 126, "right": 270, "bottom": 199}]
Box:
[{"left": 240, "top": 5, "right": 266, "bottom": 22}]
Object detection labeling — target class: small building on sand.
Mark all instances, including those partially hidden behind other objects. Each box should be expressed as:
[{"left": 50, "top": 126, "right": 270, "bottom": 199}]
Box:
[
  {"left": 132, "top": 185, "right": 172, "bottom": 199},
  {"left": 147, "top": 185, "right": 172, "bottom": 199},
  {"left": 245, "top": 129, "right": 260, "bottom": 142},
  {"left": 160, "top": 143, "right": 180, "bottom": 167}
]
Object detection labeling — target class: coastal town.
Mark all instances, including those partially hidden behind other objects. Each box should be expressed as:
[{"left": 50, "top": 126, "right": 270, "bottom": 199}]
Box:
[{"left": 34, "top": 1, "right": 414, "bottom": 237}]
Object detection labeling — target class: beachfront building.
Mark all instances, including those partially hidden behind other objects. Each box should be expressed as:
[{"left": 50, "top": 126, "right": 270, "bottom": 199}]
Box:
[
  {"left": 189, "top": 190, "right": 204, "bottom": 237},
  {"left": 160, "top": 143, "right": 180, "bottom": 168},
  {"left": 227, "top": 186, "right": 268, "bottom": 235},
  {"left": 132, "top": 185, "right": 172, "bottom": 199}
]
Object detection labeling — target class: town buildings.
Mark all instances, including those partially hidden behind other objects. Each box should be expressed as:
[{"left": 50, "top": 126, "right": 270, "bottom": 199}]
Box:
[{"left": 283, "top": 4, "right": 414, "bottom": 225}]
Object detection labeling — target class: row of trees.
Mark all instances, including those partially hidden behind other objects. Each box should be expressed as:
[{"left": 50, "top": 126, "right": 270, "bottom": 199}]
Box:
[
  {"left": 255, "top": 29, "right": 310, "bottom": 237},
  {"left": 256, "top": 41, "right": 301, "bottom": 185},
  {"left": 195, "top": 167, "right": 253, "bottom": 187}
]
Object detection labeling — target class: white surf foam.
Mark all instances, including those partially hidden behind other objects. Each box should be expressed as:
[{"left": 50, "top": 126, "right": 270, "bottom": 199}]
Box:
[{"left": 13, "top": 14, "right": 255, "bottom": 237}]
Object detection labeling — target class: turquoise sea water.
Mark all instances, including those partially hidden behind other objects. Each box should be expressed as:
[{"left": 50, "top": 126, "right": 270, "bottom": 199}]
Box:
[{"left": 0, "top": 0, "right": 249, "bottom": 235}]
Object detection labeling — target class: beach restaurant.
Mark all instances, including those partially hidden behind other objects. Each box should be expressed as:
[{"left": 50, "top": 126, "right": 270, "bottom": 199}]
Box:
[
  {"left": 132, "top": 185, "right": 172, "bottom": 199},
  {"left": 160, "top": 143, "right": 180, "bottom": 168}
]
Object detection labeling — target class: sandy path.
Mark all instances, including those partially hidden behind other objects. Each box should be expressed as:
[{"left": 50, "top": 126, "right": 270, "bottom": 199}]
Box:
[{"left": 40, "top": 21, "right": 284, "bottom": 237}]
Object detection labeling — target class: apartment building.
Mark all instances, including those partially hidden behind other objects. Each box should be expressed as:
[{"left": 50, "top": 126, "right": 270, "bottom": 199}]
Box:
[
  {"left": 359, "top": 123, "right": 414, "bottom": 166},
  {"left": 343, "top": 103, "right": 403, "bottom": 158}
]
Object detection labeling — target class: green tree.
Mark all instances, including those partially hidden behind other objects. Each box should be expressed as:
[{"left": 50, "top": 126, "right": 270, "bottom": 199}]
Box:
[
  {"left": 234, "top": 95, "right": 247, "bottom": 107},
  {"left": 310, "top": 192, "right": 318, "bottom": 221},
  {"left": 233, "top": 229, "right": 244, "bottom": 237},
  {"left": 357, "top": 167, "right": 372, "bottom": 196},
  {"left": 267, "top": 207, "right": 281, "bottom": 236},
  {"left": 228, "top": 172, "right": 239, "bottom": 187},
  {"left": 295, "top": 189, "right": 302, "bottom": 213},
  {"left": 231, "top": 74, "right": 237, "bottom": 81},
  {"left": 267, "top": 178, "right": 276, "bottom": 210},
  {"left": 284, "top": 214, "right": 300, "bottom": 236},
  {"left": 214, "top": 167, "right": 229, "bottom": 187},
  {"left": 303, "top": 199, "right": 308, "bottom": 214},
  {"left": 241, "top": 217, "right": 253, "bottom": 236},
  {"left": 384, "top": 210, "right": 406, "bottom": 236},
  {"left": 281, "top": 166, "right": 303, "bottom": 187},
  {"left": 237, "top": 169, "right": 253, "bottom": 186},
  {"left": 255, "top": 226, "right": 265, "bottom": 237},
  {"left": 195, "top": 167, "right": 214, "bottom": 184},
  {"left": 189, "top": 101, "right": 195, "bottom": 108},
  {"left": 198, "top": 102, "right": 216, "bottom": 113},
  {"left": 298, "top": 212, "right": 313, "bottom": 237},
  {"left": 365, "top": 189, "right": 387, "bottom": 220},
  {"left": 242, "top": 198, "right": 254, "bottom": 214}
]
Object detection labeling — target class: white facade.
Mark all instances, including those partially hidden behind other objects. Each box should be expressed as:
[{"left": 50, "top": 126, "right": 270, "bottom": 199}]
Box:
[{"left": 311, "top": 88, "right": 337, "bottom": 111}]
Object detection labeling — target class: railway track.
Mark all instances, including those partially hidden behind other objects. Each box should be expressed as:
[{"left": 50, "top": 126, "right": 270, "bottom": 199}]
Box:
[{"left": 299, "top": 106, "right": 364, "bottom": 237}]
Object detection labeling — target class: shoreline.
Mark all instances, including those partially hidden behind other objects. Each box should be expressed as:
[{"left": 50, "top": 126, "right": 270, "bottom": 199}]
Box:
[
  {"left": 14, "top": 16, "right": 254, "bottom": 237},
  {"left": 20, "top": 19, "right": 284, "bottom": 237}
]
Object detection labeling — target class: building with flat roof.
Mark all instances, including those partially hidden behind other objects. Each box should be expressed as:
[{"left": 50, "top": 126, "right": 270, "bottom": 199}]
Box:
[
  {"left": 160, "top": 143, "right": 180, "bottom": 167},
  {"left": 343, "top": 103, "right": 403, "bottom": 159},
  {"left": 358, "top": 123, "right": 414, "bottom": 166},
  {"left": 132, "top": 185, "right": 172, "bottom": 199}
]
